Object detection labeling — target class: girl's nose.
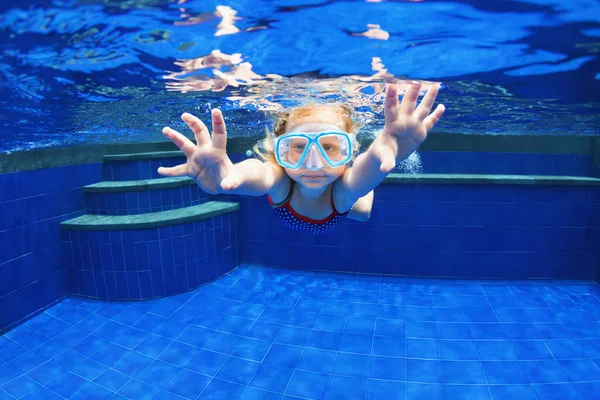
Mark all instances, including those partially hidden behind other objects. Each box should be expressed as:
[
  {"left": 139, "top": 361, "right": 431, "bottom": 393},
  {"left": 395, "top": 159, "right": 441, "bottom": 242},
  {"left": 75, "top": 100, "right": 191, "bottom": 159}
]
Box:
[{"left": 303, "top": 144, "right": 325, "bottom": 170}]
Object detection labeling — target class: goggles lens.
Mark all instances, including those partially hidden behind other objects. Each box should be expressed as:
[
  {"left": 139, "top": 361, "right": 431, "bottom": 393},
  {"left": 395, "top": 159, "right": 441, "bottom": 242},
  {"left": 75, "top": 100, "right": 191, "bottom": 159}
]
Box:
[{"left": 275, "top": 132, "right": 353, "bottom": 169}]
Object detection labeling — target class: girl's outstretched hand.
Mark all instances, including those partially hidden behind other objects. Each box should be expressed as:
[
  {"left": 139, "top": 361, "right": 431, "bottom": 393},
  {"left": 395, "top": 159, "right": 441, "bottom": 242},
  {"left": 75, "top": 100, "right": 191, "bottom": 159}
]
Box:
[
  {"left": 157, "top": 109, "right": 242, "bottom": 194},
  {"left": 375, "top": 83, "right": 445, "bottom": 173}
]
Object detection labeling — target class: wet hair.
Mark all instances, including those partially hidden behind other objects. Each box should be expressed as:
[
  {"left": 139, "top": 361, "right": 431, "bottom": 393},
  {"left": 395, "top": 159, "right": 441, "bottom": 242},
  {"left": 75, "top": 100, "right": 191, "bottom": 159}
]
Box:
[{"left": 253, "top": 103, "right": 360, "bottom": 164}]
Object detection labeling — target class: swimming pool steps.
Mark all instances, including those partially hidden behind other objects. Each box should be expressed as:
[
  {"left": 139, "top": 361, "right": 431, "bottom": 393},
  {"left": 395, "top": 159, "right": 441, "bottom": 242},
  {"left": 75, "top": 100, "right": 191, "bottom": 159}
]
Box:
[
  {"left": 103, "top": 150, "right": 183, "bottom": 161},
  {"left": 60, "top": 201, "right": 238, "bottom": 230},
  {"left": 83, "top": 176, "right": 194, "bottom": 192}
]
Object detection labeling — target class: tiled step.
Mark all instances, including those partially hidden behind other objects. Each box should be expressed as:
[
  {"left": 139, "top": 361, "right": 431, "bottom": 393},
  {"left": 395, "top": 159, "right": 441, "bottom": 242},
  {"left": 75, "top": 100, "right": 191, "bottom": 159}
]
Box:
[
  {"left": 61, "top": 201, "right": 238, "bottom": 230},
  {"left": 60, "top": 201, "right": 239, "bottom": 300},
  {"left": 102, "top": 151, "right": 185, "bottom": 181},
  {"left": 103, "top": 151, "right": 183, "bottom": 161},
  {"left": 82, "top": 177, "right": 208, "bottom": 215}
]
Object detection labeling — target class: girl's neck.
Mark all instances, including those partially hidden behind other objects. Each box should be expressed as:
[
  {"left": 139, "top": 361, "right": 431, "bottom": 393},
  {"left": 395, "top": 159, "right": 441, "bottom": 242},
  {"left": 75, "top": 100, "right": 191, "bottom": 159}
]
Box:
[{"left": 294, "top": 182, "right": 331, "bottom": 202}]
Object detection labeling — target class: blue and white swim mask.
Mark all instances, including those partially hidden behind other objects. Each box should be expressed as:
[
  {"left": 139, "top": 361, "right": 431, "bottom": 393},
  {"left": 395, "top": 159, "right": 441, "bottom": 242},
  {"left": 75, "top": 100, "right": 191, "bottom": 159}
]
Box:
[{"left": 258, "top": 123, "right": 357, "bottom": 170}]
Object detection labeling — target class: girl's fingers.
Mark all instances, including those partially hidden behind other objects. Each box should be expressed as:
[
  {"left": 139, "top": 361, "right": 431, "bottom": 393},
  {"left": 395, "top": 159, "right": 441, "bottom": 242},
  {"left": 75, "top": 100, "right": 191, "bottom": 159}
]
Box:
[
  {"left": 182, "top": 113, "right": 211, "bottom": 146},
  {"left": 423, "top": 104, "right": 446, "bottom": 132},
  {"left": 157, "top": 163, "right": 188, "bottom": 177},
  {"left": 210, "top": 108, "right": 228, "bottom": 151},
  {"left": 399, "top": 84, "right": 421, "bottom": 115},
  {"left": 162, "top": 126, "right": 196, "bottom": 158},
  {"left": 383, "top": 84, "right": 400, "bottom": 123},
  {"left": 415, "top": 84, "right": 440, "bottom": 120}
]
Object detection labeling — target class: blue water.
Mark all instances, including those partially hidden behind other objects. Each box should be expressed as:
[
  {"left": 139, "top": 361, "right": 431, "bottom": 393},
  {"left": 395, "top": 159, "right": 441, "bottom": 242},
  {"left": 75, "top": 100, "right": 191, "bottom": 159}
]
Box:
[
  {"left": 0, "top": 0, "right": 599, "bottom": 153},
  {"left": 1, "top": 264, "right": 600, "bottom": 399}
]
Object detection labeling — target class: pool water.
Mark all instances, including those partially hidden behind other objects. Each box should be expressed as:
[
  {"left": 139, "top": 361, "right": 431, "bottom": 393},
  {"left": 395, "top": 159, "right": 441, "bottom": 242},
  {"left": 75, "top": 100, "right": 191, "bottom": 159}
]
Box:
[{"left": 1, "top": 264, "right": 600, "bottom": 399}]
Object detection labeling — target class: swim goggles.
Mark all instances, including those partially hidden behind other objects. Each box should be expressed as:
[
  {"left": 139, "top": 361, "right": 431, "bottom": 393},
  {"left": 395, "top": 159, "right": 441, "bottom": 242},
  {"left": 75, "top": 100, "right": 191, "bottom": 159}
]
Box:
[{"left": 258, "top": 123, "right": 357, "bottom": 170}]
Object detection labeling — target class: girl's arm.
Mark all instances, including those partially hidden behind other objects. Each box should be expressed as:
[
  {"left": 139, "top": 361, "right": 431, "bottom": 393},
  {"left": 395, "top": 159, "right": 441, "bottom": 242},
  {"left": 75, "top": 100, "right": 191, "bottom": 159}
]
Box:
[{"left": 340, "top": 83, "right": 445, "bottom": 199}]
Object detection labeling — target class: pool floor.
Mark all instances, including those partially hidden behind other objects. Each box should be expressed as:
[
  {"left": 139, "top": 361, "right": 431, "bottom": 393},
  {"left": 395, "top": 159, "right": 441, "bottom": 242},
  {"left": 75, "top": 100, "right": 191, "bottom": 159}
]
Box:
[{"left": 1, "top": 265, "right": 600, "bottom": 400}]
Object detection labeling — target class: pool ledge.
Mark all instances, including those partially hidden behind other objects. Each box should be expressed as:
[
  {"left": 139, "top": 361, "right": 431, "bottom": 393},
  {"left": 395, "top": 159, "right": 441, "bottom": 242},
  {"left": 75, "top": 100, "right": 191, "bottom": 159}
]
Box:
[
  {"left": 60, "top": 201, "right": 239, "bottom": 230},
  {"left": 384, "top": 173, "right": 600, "bottom": 186},
  {"left": 81, "top": 173, "right": 600, "bottom": 194}
]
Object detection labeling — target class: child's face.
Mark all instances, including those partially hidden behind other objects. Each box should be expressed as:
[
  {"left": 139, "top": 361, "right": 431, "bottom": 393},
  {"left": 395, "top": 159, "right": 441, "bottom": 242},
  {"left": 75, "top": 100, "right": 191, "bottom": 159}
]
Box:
[{"left": 283, "top": 109, "right": 349, "bottom": 188}]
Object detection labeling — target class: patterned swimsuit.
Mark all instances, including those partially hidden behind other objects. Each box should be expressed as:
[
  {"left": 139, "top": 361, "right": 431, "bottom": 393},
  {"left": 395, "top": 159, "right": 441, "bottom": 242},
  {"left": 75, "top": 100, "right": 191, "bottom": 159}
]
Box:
[{"left": 268, "top": 183, "right": 350, "bottom": 235}]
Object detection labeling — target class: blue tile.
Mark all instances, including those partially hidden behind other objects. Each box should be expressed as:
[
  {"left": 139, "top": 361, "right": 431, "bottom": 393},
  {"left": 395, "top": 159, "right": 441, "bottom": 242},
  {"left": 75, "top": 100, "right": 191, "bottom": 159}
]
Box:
[
  {"left": 439, "top": 340, "right": 478, "bottom": 360},
  {"left": 8, "top": 350, "right": 47, "bottom": 374},
  {"left": 370, "top": 356, "right": 405, "bottom": 381},
  {"left": 375, "top": 319, "right": 408, "bottom": 338},
  {"left": 240, "top": 387, "right": 282, "bottom": 400},
  {"left": 250, "top": 363, "right": 294, "bottom": 393},
  {"left": 520, "top": 360, "right": 568, "bottom": 383},
  {"left": 165, "top": 369, "right": 211, "bottom": 399},
  {"left": 46, "top": 372, "right": 87, "bottom": 398},
  {"left": 572, "top": 382, "right": 600, "bottom": 400},
  {"left": 113, "top": 351, "right": 153, "bottom": 377},
  {"left": 325, "top": 375, "right": 367, "bottom": 400},
  {"left": 133, "top": 334, "right": 173, "bottom": 358},
  {"left": 366, "top": 379, "right": 405, "bottom": 400},
  {"left": 177, "top": 325, "right": 213, "bottom": 348},
  {"left": 296, "top": 348, "right": 336, "bottom": 373},
  {"left": 0, "top": 341, "right": 28, "bottom": 363},
  {"left": 481, "top": 361, "right": 527, "bottom": 384},
  {"left": 474, "top": 340, "right": 517, "bottom": 360},
  {"left": 559, "top": 359, "right": 600, "bottom": 381},
  {"left": 405, "top": 383, "right": 444, "bottom": 400},
  {"left": 202, "top": 332, "right": 242, "bottom": 354},
  {"left": 405, "top": 321, "right": 435, "bottom": 338},
  {"left": 468, "top": 323, "right": 506, "bottom": 339},
  {"left": 442, "top": 360, "right": 486, "bottom": 384},
  {"left": 1, "top": 375, "right": 42, "bottom": 398},
  {"left": 406, "top": 359, "right": 442, "bottom": 383},
  {"left": 136, "top": 360, "right": 181, "bottom": 389},
  {"left": 373, "top": 336, "right": 405, "bottom": 357},
  {"left": 502, "top": 323, "right": 540, "bottom": 339},
  {"left": 511, "top": 340, "right": 553, "bottom": 360},
  {"left": 334, "top": 353, "right": 370, "bottom": 378},
  {"left": 545, "top": 339, "right": 589, "bottom": 359},
  {"left": 306, "top": 330, "right": 341, "bottom": 351},
  {"left": 93, "top": 369, "right": 131, "bottom": 392},
  {"left": 118, "top": 379, "right": 160, "bottom": 399},
  {"left": 216, "top": 357, "right": 260, "bottom": 385},
  {"left": 263, "top": 343, "right": 303, "bottom": 368},
  {"left": 446, "top": 385, "right": 491, "bottom": 400},
  {"left": 286, "top": 370, "right": 329, "bottom": 399},
  {"left": 406, "top": 338, "right": 439, "bottom": 359},
  {"left": 199, "top": 378, "right": 245, "bottom": 399},
  {"left": 158, "top": 341, "right": 198, "bottom": 367},
  {"left": 88, "top": 343, "right": 128, "bottom": 367},
  {"left": 435, "top": 323, "right": 470, "bottom": 339},
  {"left": 50, "top": 349, "right": 86, "bottom": 370},
  {"left": 530, "top": 383, "right": 579, "bottom": 400},
  {"left": 275, "top": 326, "right": 311, "bottom": 346},
  {"left": 246, "top": 321, "right": 281, "bottom": 341},
  {"left": 69, "top": 382, "right": 114, "bottom": 400},
  {"left": 339, "top": 333, "right": 373, "bottom": 354},
  {"left": 26, "top": 361, "right": 66, "bottom": 385},
  {"left": 231, "top": 337, "right": 271, "bottom": 362},
  {"left": 71, "top": 359, "right": 107, "bottom": 380}
]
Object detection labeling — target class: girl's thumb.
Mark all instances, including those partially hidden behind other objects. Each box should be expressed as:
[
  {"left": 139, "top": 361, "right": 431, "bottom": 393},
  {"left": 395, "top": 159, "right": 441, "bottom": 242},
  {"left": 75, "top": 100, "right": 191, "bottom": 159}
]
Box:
[{"left": 220, "top": 176, "right": 240, "bottom": 191}]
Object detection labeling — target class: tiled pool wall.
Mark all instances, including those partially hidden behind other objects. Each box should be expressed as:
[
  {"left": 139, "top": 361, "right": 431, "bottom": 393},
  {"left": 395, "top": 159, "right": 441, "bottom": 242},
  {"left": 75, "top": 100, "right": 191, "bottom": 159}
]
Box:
[
  {"left": 1, "top": 142, "right": 599, "bottom": 334},
  {"left": 416, "top": 152, "right": 598, "bottom": 177},
  {"left": 239, "top": 183, "right": 600, "bottom": 278},
  {"left": 0, "top": 163, "right": 103, "bottom": 332}
]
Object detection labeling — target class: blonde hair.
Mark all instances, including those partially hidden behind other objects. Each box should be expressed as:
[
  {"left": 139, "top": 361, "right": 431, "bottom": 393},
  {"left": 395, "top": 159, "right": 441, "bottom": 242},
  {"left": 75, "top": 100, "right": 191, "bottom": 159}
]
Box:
[{"left": 253, "top": 103, "right": 360, "bottom": 163}]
